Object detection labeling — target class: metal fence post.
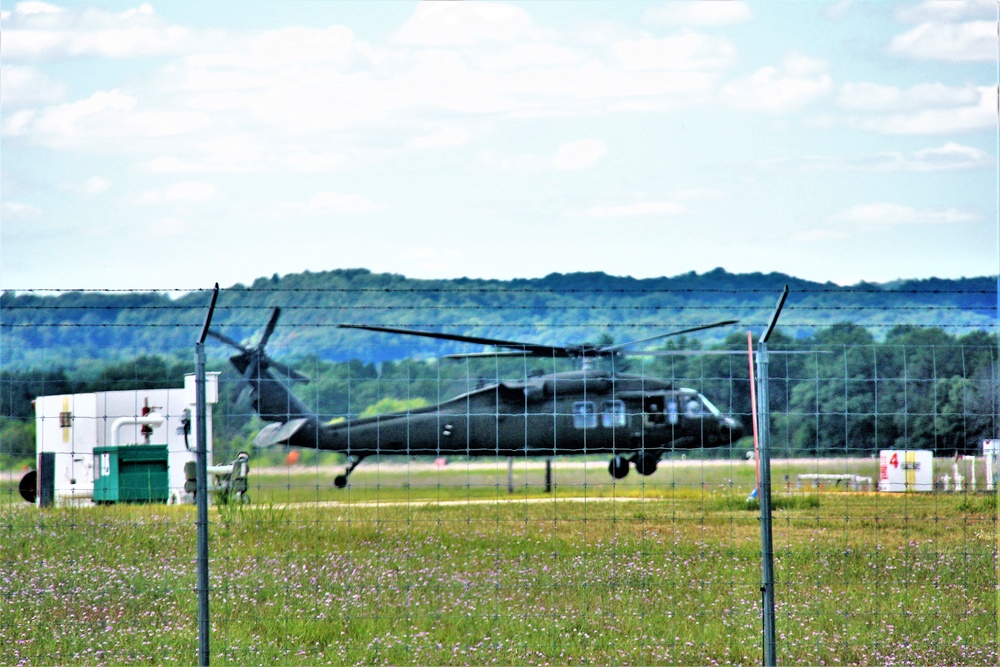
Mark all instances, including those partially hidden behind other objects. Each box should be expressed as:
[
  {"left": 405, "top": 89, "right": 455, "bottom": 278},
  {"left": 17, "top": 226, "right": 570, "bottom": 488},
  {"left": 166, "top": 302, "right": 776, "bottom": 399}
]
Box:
[
  {"left": 196, "top": 285, "right": 219, "bottom": 667},
  {"left": 756, "top": 285, "right": 787, "bottom": 667},
  {"left": 756, "top": 340, "right": 777, "bottom": 666}
]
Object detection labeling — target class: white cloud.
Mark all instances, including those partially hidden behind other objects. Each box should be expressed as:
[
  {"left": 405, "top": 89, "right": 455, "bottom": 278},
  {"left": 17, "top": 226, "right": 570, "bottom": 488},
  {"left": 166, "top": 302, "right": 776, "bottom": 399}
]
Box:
[
  {"left": 831, "top": 202, "right": 980, "bottom": 228},
  {"left": 759, "top": 142, "right": 993, "bottom": 172},
  {"left": 644, "top": 1, "right": 753, "bottom": 26},
  {"left": 582, "top": 201, "right": 686, "bottom": 218},
  {"left": 794, "top": 228, "right": 848, "bottom": 242},
  {"left": 0, "top": 65, "right": 67, "bottom": 109},
  {"left": 399, "top": 247, "right": 461, "bottom": 274},
  {"left": 844, "top": 86, "right": 994, "bottom": 134},
  {"left": 148, "top": 143, "right": 346, "bottom": 175},
  {"left": 869, "top": 142, "right": 993, "bottom": 171},
  {"left": 0, "top": 6, "right": 753, "bottom": 162},
  {"left": 289, "top": 192, "right": 385, "bottom": 214},
  {"left": 248, "top": 26, "right": 355, "bottom": 65},
  {"left": 137, "top": 181, "right": 216, "bottom": 204},
  {"left": 65, "top": 176, "right": 112, "bottom": 196},
  {"left": 148, "top": 134, "right": 263, "bottom": 174},
  {"left": 147, "top": 216, "right": 190, "bottom": 237},
  {"left": 478, "top": 43, "right": 581, "bottom": 71},
  {"left": 408, "top": 127, "right": 470, "bottom": 150},
  {"left": 613, "top": 33, "right": 738, "bottom": 71},
  {"left": 720, "top": 52, "right": 832, "bottom": 112},
  {"left": 393, "top": 2, "right": 537, "bottom": 46},
  {"left": 2, "top": 2, "right": 193, "bottom": 62},
  {"left": 12, "top": 2, "right": 64, "bottom": 16},
  {"left": 823, "top": 0, "right": 856, "bottom": 20},
  {"left": 894, "top": 1, "right": 995, "bottom": 23},
  {"left": 2, "top": 89, "right": 208, "bottom": 146},
  {"left": 552, "top": 139, "right": 608, "bottom": 170},
  {"left": 670, "top": 187, "right": 727, "bottom": 200},
  {"left": 889, "top": 20, "right": 997, "bottom": 62},
  {"left": 837, "top": 82, "right": 979, "bottom": 112},
  {"left": 474, "top": 150, "right": 543, "bottom": 172},
  {"left": 1, "top": 201, "right": 43, "bottom": 219}
]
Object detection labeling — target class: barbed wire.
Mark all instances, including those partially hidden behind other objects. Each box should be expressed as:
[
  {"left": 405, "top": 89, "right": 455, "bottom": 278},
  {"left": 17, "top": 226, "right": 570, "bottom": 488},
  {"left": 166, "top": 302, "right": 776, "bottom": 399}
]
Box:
[
  {"left": 3, "top": 287, "right": 995, "bottom": 295},
  {"left": 0, "top": 322, "right": 993, "bottom": 330},
  {"left": 2, "top": 304, "right": 994, "bottom": 311}
]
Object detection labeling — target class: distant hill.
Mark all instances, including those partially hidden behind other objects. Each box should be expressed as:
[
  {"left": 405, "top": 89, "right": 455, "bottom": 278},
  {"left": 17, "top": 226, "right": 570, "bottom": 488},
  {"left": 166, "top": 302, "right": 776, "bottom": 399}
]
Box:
[{"left": 1, "top": 268, "right": 995, "bottom": 369}]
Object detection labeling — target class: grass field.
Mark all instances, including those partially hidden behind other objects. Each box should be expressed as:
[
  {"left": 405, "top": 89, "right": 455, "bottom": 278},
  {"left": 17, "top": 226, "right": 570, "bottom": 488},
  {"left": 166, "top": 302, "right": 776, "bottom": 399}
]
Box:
[{"left": 1, "top": 458, "right": 996, "bottom": 666}]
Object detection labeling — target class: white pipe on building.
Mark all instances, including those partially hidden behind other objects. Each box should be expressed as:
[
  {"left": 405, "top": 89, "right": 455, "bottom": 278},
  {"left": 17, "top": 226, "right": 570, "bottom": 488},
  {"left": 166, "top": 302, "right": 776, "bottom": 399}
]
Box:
[
  {"left": 111, "top": 415, "right": 165, "bottom": 446},
  {"left": 987, "top": 453, "right": 995, "bottom": 492}
]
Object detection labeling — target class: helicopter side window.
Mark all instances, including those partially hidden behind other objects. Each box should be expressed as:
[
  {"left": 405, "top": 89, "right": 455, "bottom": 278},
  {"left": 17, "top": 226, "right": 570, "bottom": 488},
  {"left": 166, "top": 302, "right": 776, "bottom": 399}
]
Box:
[
  {"left": 667, "top": 400, "right": 678, "bottom": 425},
  {"left": 572, "top": 401, "right": 597, "bottom": 429},
  {"left": 643, "top": 397, "right": 666, "bottom": 426},
  {"left": 600, "top": 400, "right": 626, "bottom": 428}
]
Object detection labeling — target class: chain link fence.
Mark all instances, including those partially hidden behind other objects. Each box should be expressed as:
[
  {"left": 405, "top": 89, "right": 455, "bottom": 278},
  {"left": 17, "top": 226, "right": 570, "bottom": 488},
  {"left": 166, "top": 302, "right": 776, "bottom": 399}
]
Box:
[{"left": 1, "top": 285, "right": 996, "bottom": 666}]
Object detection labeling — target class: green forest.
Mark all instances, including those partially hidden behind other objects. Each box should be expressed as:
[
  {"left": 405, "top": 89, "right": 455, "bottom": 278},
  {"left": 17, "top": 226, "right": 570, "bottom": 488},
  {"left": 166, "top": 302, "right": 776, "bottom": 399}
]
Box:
[
  {"left": 1, "top": 267, "right": 994, "bottom": 368},
  {"left": 1, "top": 269, "right": 996, "bottom": 466}
]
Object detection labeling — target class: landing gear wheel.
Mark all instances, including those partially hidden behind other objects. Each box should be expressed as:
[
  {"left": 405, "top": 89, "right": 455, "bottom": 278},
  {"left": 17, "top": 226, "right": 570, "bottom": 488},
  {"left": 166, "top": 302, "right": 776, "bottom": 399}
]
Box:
[
  {"left": 608, "top": 455, "right": 630, "bottom": 479},
  {"left": 633, "top": 453, "right": 659, "bottom": 476},
  {"left": 334, "top": 455, "right": 365, "bottom": 489}
]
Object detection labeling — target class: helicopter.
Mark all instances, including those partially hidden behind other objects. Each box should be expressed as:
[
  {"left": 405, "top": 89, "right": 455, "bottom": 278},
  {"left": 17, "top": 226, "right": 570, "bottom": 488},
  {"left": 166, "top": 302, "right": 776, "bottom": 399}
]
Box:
[{"left": 208, "top": 309, "right": 745, "bottom": 488}]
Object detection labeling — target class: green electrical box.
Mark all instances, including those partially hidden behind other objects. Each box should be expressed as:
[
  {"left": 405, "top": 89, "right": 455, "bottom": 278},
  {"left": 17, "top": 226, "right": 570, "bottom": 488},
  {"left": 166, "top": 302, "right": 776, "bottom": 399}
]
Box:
[{"left": 93, "top": 444, "right": 169, "bottom": 504}]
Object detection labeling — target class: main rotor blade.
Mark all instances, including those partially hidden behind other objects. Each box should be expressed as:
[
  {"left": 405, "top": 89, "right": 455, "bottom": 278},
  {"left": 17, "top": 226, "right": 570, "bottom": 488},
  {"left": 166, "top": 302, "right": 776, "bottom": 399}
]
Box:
[
  {"left": 339, "top": 323, "right": 569, "bottom": 357},
  {"left": 206, "top": 329, "right": 249, "bottom": 352},
  {"left": 442, "top": 350, "right": 539, "bottom": 360},
  {"left": 259, "top": 307, "right": 281, "bottom": 348},
  {"left": 628, "top": 349, "right": 831, "bottom": 357},
  {"left": 602, "top": 320, "right": 739, "bottom": 353}
]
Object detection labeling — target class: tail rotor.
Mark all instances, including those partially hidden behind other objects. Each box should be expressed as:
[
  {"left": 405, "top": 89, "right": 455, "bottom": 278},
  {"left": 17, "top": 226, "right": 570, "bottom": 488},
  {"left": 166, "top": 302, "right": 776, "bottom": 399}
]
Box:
[{"left": 206, "top": 307, "right": 309, "bottom": 401}]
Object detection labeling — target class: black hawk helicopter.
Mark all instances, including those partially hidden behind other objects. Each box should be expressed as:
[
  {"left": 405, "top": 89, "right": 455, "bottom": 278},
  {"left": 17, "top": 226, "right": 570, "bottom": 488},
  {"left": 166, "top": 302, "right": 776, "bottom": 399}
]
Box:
[{"left": 209, "top": 309, "right": 744, "bottom": 488}]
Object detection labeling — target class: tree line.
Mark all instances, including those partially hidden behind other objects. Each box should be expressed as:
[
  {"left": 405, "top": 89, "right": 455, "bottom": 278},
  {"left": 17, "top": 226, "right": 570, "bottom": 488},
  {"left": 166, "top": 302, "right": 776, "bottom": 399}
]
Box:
[{"left": 1, "top": 268, "right": 994, "bottom": 369}]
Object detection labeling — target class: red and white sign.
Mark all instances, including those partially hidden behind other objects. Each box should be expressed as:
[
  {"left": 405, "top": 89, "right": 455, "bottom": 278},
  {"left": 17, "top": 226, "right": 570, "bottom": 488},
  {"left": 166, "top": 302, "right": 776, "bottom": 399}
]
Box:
[{"left": 879, "top": 450, "right": 933, "bottom": 492}]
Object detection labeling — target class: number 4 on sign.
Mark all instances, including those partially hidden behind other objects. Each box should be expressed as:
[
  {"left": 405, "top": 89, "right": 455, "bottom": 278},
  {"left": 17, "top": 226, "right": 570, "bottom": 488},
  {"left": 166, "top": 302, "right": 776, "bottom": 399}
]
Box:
[{"left": 889, "top": 453, "right": 899, "bottom": 468}]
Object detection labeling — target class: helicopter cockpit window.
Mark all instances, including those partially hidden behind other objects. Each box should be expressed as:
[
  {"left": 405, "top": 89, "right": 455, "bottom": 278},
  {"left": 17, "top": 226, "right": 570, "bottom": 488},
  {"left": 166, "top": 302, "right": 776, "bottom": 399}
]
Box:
[
  {"left": 683, "top": 392, "right": 722, "bottom": 418},
  {"left": 572, "top": 401, "right": 597, "bottom": 429},
  {"left": 699, "top": 394, "right": 722, "bottom": 416},
  {"left": 685, "top": 395, "right": 704, "bottom": 417},
  {"left": 600, "top": 400, "right": 626, "bottom": 428}
]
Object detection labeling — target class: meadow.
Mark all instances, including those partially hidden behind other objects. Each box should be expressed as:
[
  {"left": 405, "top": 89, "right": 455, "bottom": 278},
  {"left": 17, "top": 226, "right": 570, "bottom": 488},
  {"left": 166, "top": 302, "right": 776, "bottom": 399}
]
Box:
[{"left": 1, "top": 458, "right": 996, "bottom": 666}]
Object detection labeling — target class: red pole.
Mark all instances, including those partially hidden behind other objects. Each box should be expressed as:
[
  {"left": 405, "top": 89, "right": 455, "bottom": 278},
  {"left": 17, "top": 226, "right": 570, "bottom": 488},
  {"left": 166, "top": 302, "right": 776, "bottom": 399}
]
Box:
[{"left": 747, "top": 331, "right": 761, "bottom": 498}]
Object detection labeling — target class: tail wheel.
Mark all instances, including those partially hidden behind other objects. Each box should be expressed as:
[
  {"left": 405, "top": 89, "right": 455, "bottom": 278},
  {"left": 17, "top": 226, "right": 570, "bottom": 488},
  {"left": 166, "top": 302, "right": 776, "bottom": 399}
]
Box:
[{"left": 608, "top": 455, "right": 630, "bottom": 479}]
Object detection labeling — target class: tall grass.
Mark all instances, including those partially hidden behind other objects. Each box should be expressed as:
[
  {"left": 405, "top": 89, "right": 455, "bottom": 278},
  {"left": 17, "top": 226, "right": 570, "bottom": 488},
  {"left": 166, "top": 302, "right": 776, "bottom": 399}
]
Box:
[{"left": 0, "top": 461, "right": 996, "bottom": 666}]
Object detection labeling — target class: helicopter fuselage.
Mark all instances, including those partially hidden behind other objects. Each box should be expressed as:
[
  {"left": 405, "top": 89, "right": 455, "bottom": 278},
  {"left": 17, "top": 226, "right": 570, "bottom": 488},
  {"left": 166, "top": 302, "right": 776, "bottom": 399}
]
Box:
[
  {"left": 217, "top": 310, "right": 744, "bottom": 486},
  {"left": 254, "top": 370, "right": 743, "bottom": 463}
]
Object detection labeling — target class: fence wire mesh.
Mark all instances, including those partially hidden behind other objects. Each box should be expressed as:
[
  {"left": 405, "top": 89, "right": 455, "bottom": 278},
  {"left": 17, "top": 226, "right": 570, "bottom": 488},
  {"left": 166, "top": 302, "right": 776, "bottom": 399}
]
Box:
[{"left": 1, "top": 285, "right": 997, "bottom": 666}]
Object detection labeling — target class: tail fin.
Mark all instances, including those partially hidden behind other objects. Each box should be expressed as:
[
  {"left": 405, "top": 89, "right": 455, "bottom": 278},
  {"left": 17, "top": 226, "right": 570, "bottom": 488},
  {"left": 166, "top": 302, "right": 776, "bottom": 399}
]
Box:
[{"left": 255, "top": 418, "right": 312, "bottom": 447}]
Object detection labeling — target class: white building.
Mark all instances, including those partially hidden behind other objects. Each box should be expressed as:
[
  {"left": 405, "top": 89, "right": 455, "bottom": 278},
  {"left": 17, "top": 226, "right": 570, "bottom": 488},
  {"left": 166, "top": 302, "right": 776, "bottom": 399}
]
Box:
[{"left": 33, "top": 373, "right": 219, "bottom": 506}]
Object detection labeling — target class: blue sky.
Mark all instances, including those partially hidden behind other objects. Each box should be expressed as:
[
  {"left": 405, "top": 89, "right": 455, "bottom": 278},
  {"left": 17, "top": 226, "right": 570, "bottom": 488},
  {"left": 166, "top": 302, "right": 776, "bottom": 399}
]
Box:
[{"left": 1, "top": 0, "right": 996, "bottom": 290}]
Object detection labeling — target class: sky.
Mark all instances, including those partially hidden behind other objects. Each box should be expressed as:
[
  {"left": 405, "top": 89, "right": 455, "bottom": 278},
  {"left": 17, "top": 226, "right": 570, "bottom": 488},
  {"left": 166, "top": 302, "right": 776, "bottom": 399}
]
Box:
[{"left": 1, "top": 0, "right": 997, "bottom": 291}]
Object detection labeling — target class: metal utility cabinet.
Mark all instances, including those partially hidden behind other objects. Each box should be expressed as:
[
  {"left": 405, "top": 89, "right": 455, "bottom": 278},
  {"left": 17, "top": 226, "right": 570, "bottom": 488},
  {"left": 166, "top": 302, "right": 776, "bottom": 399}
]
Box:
[{"left": 93, "top": 444, "right": 170, "bottom": 504}]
